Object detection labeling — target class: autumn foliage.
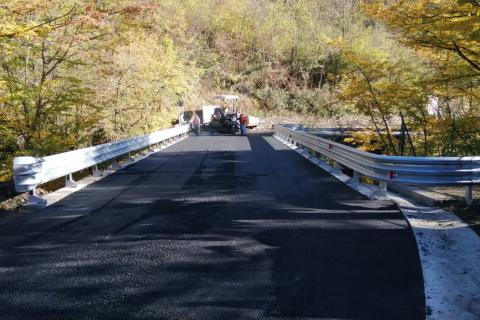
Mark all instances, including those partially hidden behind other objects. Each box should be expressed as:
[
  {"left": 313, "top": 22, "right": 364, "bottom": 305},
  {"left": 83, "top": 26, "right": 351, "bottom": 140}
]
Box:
[{"left": 1, "top": 0, "right": 480, "bottom": 183}]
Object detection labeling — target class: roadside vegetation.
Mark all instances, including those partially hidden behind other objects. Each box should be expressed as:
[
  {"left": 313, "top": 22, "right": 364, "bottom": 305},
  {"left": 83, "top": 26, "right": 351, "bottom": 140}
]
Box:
[{"left": 1, "top": 0, "right": 479, "bottom": 188}]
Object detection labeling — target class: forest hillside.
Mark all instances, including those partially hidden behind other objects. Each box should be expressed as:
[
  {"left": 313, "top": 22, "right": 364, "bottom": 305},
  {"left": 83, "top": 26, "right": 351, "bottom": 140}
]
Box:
[{"left": 1, "top": 0, "right": 480, "bottom": 183}]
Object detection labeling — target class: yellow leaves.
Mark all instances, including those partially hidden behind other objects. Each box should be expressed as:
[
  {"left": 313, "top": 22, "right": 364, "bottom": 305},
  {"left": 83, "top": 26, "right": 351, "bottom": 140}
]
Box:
[
  {"left": 0, "top": 0, "right": 57, "bottom": 39},
  {"left": 119, "top": 3, "right": 157, "bottom": 18},
  {"left": 339, "top": 33, "right": 431, "bottom": 122},
  {"left": 92, "top": 26, "right": 201, "bottom": 138},
  {"left": 344, "top": 131, "right": 384, "bottom": 153},
  {"left": 211, "top": 0, "right": 261, "bottom": 50},
  {"left": 1, "top": 0, "right": 50, "bottom": 16},
  {"left": 348, "top": 0, "right": 480, "bottom": 156},
  {"left": 358, "top": 0, "right": 480, "bottom": 110},
  {"left": 72, "top": 15, "right": 102, "bottom": 28},
  {"left": 362, "top": 0, "right": 480, "bottom": 73},
  {"left": 471, "top": 28, "right": 480, "bottom": 41},
  {"left": 360, "top": 0, "right": 387, "bottom": 19}
]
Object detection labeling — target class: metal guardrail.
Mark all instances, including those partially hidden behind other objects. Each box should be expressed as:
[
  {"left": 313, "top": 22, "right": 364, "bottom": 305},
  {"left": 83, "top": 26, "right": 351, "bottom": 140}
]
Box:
[
  {"left": 275, "top": 125, "right": 480, "bottom": 204},
  {"left": 14, "top": 125, "right": 189, "bottom": 205}
]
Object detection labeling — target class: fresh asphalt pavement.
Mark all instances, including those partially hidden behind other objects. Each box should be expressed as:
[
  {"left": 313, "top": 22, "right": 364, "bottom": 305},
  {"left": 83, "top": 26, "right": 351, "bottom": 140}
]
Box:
[{"left": 0, "top": 132, "right": 425, "bottom": 320}]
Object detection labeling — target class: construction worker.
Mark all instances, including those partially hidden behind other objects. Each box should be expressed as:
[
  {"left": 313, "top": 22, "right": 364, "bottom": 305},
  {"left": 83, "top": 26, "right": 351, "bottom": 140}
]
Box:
[
  {"left": 191, "top": 113, "right": 201, "bottom": 135},
  {"left": 239, "top": 113, "right": 248, "bottom": 136}
]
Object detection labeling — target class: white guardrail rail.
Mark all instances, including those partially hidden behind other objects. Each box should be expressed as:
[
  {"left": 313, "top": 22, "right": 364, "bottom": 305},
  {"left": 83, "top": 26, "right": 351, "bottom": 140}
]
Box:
[
  {"left": 14, "top": 125, "right": 189, "bottom": 205},
  {"left": 275, "top": 125, "right": 480, "bottom": 205}
]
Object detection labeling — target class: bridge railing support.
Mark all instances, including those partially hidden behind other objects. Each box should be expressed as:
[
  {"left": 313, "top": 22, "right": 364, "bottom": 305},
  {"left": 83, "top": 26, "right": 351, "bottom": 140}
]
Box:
[
  {"left": 93, "top": 165, "right": 102, "bottom": 177},
  {"left": 348, "top": 170, "right": 360, "bottom": 185},
  {"left": 28, "top": 188, "right": 47, "bottom": 207},
  {"left": 65, "top": 173, "right": 78, "bottom": 188}
]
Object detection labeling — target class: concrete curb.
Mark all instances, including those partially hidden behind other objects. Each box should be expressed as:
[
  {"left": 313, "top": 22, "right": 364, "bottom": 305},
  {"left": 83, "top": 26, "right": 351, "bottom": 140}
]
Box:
[
  {"left": 388, "top": 183, "right": 465, "bottom": 208},
  {"left": 389, "top": 194, "right": 480, "bottom": 320}
]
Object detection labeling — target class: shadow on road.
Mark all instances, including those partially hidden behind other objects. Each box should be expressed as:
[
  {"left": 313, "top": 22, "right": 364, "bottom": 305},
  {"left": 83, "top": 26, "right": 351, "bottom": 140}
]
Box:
[{"left": 0, "top": 133, "right": 425, "bottom": 320}]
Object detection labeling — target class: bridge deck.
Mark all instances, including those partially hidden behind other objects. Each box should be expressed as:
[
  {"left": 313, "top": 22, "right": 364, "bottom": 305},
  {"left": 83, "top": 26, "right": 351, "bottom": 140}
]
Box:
[{"left": 0, "top": 133, "right": 425, "bottom": 319}]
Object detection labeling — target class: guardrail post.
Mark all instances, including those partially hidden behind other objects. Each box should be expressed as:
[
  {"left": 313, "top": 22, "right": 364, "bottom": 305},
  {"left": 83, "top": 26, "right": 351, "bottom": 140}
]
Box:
[
  {"left": 112, "top": 157, "right": 121, "bottom": 169},
  {"left": 28, "top": 188, "right": 47, "bottom": 207},
  {"left": 93, "top": 165, "right": 102, "bottom": 177},
  {"left": 465, "top": 185, "right": 473, "bottom": 205},
  {"left": 348, "top": 171, "right": 360, "bottom": 184},
  {"left": 331, "top": 160, "right": 342, "bottom": 174},
  {"left": 377, "top": 181, "right": 387, "bottom": 198},
  {"left": 65, "top": 173, "right": 78, "bottom": 188}
]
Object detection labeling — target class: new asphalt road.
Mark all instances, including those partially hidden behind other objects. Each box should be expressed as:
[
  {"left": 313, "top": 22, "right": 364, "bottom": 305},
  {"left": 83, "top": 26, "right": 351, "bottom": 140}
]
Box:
[{"left": 0, "top": 133, "right": 425, "bottom": 320}]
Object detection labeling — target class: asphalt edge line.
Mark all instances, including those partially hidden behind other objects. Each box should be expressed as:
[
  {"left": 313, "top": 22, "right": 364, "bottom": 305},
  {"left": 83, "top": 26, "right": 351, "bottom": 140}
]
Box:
[
  {"left": 40, "top": 135, "right": 190, "bottom": 207},
  {"left": 273, "top": 133, "right": 480, "bottom": 320}
]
